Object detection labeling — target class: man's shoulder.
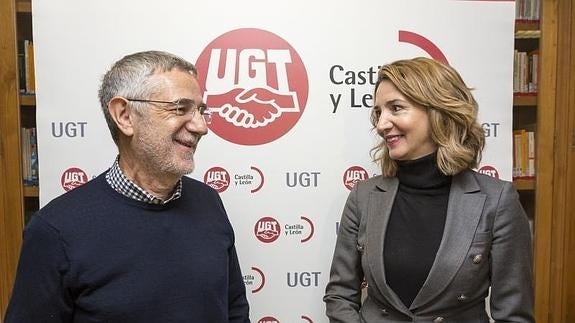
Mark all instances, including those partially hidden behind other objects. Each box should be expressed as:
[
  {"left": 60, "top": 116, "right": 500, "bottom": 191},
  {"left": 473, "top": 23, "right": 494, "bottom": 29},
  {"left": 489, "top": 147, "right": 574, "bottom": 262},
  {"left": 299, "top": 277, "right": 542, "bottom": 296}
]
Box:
[
  {"left": 182, "top": 176, "right": 218, "bottom": 194},
  {"left": 47, "top": 171, "right": 107, "bottom": 201},
  {"left": 35, "top": 172, "right": 111, "bottom": 224}
]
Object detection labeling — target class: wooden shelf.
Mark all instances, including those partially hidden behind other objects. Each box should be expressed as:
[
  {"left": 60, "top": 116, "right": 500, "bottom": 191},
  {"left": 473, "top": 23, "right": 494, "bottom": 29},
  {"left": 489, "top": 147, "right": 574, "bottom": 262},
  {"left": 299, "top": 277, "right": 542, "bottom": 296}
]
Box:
[
  {"left": 513, "top": 94, "right": 537, "bottom": 106},
  {"left": 515, "top": 20, "right": 540, "bottom": 31},
  {"left": 23, "top": 185, "right": 39, "bottom": 197},
  {"left": 19, "top": 94, "right": 36, "bottom": 106},
  {"left": 513, "top": 178, "right": 535, "bottom": 191},
  {"left": 16, "top": 1, "right": 31, "bottom": 13}
]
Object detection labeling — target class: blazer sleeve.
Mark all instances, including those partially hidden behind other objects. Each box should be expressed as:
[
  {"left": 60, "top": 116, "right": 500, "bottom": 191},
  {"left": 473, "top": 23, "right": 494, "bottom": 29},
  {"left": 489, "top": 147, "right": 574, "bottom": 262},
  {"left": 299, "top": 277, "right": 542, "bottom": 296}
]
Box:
[
  {"left": 3, "top": 215, "right": 74, "bottom": 323},
  {"left": 489, "top": 182, "right": 534, "bottom": 323},
  {"left": 324, "top": 184, "right": 364, "bottom": 323}
]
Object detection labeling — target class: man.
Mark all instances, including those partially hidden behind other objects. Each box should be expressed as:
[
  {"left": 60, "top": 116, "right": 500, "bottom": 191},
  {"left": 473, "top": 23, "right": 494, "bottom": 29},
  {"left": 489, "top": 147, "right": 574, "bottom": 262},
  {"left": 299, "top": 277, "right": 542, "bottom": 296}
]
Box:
[{"left": 5, "top": 51, "right": 251, "bottom": 322}]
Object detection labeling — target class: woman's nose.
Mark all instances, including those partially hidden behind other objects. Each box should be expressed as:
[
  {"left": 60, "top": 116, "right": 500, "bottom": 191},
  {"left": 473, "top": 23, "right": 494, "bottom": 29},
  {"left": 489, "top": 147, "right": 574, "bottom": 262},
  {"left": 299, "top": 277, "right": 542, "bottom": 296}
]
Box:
[{"left": 376, "top": 111, "right": 392, "bottom": 132}]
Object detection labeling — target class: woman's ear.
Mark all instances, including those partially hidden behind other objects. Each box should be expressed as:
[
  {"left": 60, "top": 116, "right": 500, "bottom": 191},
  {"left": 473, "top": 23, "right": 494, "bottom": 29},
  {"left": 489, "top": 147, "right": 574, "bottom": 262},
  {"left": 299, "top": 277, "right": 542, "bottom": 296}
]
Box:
[{"left": 108, "top": 97, "right": 134, "bottom": 137}]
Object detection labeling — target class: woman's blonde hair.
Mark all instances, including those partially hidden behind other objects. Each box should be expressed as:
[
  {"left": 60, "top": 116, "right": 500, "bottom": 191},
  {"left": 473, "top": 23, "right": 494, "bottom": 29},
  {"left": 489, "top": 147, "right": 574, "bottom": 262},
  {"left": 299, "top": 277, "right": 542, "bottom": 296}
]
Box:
[{"left": 370, "top": 57, "right": 485, "bottom": 177}]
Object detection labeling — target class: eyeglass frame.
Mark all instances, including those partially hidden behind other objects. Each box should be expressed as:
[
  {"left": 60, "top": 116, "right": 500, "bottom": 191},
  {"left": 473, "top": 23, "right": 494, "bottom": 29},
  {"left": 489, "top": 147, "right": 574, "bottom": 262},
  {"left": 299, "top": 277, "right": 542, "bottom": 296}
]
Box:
[{"left": 124, "top": 97, "right": 212, "bottom": 124}]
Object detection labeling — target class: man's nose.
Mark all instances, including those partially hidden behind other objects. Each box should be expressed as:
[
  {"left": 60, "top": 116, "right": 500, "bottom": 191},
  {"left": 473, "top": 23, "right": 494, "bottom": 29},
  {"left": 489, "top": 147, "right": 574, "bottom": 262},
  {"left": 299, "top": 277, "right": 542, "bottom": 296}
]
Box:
[{"left": 186, "top": 113, "right": 208, "bottom": 135}]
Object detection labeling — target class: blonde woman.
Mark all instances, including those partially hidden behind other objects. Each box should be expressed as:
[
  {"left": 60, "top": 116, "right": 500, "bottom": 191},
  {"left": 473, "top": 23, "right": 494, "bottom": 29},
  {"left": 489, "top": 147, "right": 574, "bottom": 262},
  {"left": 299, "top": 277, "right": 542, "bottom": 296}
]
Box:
[{"left": 324, "top": 57, "right": 534, "bottom": 322}]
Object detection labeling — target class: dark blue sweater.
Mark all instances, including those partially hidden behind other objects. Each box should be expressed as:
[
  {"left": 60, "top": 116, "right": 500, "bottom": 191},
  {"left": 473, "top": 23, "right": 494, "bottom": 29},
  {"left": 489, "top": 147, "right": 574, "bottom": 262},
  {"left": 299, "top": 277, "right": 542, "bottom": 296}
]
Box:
[{"left": 5, "top": 173, "right": 250, "bottom": 323}]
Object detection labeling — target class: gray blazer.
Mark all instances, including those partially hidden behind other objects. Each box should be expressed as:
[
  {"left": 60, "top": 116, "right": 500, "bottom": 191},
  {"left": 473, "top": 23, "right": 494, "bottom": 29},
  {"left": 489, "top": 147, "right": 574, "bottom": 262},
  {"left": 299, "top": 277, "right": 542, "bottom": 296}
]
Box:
[{"left": 324, "top": 170, "right": 534, "bottom": 323}]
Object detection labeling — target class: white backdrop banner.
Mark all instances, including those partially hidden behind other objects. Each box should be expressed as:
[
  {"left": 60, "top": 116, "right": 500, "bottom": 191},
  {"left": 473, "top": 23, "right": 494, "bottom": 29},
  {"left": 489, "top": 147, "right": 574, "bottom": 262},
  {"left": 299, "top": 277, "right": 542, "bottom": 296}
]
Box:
[{"left": 33, "top": 0, "right": 515, "bottom": 322}]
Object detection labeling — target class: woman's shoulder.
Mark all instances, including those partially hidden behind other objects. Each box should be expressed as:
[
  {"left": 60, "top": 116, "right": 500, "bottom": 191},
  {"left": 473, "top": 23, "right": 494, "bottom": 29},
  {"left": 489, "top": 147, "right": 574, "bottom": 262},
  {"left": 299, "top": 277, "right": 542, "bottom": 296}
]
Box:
[
  {"left": 352, "top": 174, "right": 397, "bottom": 192},
  {"left": 458, "top": 169, "right": 514, "bottom": 194}
]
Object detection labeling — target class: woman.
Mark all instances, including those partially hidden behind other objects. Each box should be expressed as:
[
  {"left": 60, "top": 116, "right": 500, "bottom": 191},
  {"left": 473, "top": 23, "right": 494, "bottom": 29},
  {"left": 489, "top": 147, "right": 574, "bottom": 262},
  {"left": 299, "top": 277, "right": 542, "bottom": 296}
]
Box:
[{"left": 324, "top": 57, "right": 534, "bottom": 322}]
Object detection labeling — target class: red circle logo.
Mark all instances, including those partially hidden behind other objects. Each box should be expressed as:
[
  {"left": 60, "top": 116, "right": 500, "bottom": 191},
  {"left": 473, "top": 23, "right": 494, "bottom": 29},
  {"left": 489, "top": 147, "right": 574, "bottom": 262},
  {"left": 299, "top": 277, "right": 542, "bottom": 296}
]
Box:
[
  {"left": 196, "top": 28, "right": 309, "bottom": 145},
  {"left": 343, "top": 166, "right": 369, "bottom": 190},
  {"left": 61, "top": 167, "right": 88, "bottom": 191},
  {"left": 478, "top": 165, "right": 500, "bottom": 179},
  {"left": 203, "top": 167, "right": 230, "bottom": 193},
  {"left": 254, "top": 217, "right": 281, "bottom": 243},
  {"left": 258, "top": 317, "right": 279, "bottom": 323}
]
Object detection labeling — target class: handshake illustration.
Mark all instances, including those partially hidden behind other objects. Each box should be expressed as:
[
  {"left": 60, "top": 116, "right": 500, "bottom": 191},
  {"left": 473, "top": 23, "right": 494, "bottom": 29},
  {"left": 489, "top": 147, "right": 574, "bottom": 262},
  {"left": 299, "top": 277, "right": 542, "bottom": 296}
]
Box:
[{"left": 204, "top": 86, "right": 300, "bottom": 128}]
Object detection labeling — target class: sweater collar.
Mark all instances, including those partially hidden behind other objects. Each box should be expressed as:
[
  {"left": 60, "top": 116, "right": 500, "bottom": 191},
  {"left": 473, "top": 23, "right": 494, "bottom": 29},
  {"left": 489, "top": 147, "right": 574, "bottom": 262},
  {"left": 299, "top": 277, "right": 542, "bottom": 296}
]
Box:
[
  {"left": 396, "top": 153, "right": 451, "bottom": 190},
  {"left": 105, "top": 156, "right": 182, "bottom": 205}
]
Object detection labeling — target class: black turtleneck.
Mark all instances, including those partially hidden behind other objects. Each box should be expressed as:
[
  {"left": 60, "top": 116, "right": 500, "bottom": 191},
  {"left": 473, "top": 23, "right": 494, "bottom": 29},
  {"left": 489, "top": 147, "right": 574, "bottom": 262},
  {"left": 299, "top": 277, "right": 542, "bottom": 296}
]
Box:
[{"left": 383, "top": 153, "right": 451, "bottom": 308}]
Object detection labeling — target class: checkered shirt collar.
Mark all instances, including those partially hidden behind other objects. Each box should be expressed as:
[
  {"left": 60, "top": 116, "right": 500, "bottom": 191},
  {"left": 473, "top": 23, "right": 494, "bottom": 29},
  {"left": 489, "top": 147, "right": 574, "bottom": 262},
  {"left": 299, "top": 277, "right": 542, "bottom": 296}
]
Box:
[{"left": 105, "top": 157, "right": 182, "bottom": 205}]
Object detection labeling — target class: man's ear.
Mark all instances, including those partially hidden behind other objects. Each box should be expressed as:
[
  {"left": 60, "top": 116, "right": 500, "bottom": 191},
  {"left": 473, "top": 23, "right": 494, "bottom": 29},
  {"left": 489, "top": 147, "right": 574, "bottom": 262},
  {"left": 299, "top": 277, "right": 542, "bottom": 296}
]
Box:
[{"left": 108, "top": 97, "right": 134, "bottom": 137}]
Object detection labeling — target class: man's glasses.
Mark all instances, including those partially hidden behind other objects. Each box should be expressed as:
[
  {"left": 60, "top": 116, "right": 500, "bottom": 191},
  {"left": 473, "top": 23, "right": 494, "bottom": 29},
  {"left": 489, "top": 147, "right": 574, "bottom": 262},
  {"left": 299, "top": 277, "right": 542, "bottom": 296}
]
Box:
[{"left": 125, "top": 98, "right": 212, "bottom": 124}]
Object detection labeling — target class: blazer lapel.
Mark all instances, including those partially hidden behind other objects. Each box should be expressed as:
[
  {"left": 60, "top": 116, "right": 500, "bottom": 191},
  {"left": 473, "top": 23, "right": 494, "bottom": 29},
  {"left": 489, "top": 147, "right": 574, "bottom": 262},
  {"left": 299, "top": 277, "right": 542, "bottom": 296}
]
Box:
[
  {"left": 410, "top": 170, "right": 486, "bottom": 310},
  {"left": 366, "top": 177, "right": 411, "bottom": 314}
]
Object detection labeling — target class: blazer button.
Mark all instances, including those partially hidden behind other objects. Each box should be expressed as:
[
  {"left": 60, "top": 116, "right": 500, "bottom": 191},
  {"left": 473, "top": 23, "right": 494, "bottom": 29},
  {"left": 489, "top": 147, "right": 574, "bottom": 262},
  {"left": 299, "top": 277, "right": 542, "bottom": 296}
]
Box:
[
  {"left": 472, "top": 254, "right": 483, "bottom": 264},
  {"left": 433, "top": 317, "right": 445, "bottom": 322},
  {"left": 457, "top": 294, "right": 468, "bottom": 302},
  {"left": 356, "top": 244, "right": 364, "bottom": 252},
  {"left": 380, "top": 308, "right": 388, "bottom": 315}
]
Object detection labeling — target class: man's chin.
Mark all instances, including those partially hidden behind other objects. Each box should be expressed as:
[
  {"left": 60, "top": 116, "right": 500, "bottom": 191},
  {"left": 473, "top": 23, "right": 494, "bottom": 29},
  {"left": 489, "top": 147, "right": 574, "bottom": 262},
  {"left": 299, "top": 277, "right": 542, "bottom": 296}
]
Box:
[
  {"left": 164, "top": 163, "right": 194, "bottom": 179},
  {"left": 179, "top": 161, "right": 195, "bottom": 176}
]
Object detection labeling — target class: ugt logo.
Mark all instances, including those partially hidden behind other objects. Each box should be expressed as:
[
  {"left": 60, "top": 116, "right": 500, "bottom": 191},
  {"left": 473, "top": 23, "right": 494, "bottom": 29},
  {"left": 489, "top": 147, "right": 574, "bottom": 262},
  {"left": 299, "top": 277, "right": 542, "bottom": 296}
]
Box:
[
  {"left": 204, "top": 166, "right": 230, "bottom": 193},
  {"left": 254, "top": 216, "right": 281, "bottom": 243},
  {"left": 343, "top": 166, "right": 368, "bottom": 190},
  {"left": 61, "top": 167, "right": 88, "bottom": 192},
  {"left": 196, "top": 28, "right": 309, "bottom": 145},
  {"left": 478, "top": 165, "right": 500, "bottom": 179}
]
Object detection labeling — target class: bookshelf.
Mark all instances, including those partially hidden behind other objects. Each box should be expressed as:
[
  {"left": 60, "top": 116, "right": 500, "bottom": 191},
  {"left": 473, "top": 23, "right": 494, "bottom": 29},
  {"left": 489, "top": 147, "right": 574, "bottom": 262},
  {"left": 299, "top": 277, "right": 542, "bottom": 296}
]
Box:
[
  {"left": 15, "top": 0, "right": 30, "bottom": 12},
  {"left": 513, "top": 94, "right": 537, "bottom": 107},
  {"left": 513, "top": 178, "right": 536, "bottom": 191},
  {"left": 16, "top": 0, "right": 38, "bottom": 204},
  {"left": 513, "top": 4, "right": 544, "bottom": 317},
  {"left": 512, "top": 19, "right": 538, "bottom": 194},
  {"left": 512, "top": 3, "right": 539, "bottom": 195},
  {"left": 20, "top": 94, "right": 36, "bottom": 106},
  {"left": 0, "top": 0, "right": 36, "bottom": 315}
]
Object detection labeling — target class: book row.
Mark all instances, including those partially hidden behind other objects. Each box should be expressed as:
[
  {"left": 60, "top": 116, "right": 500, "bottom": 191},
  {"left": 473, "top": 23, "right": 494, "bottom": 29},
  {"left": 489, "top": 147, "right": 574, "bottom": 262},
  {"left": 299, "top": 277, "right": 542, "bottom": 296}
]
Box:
[
  {"left": 513, "top": 49, "right": 538, "bottom": 94},
  {"left": 513, "top": 129, "right": 535, "bottom": 179},
  {"left": 18, "top": 39, "right": 35, "bottom": 94},
  {"left": 21, "top": 127, "right": 39, "bottom": 186},
  {"left": 515, "top": 0, "right": 540, "bottom": 21}
]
